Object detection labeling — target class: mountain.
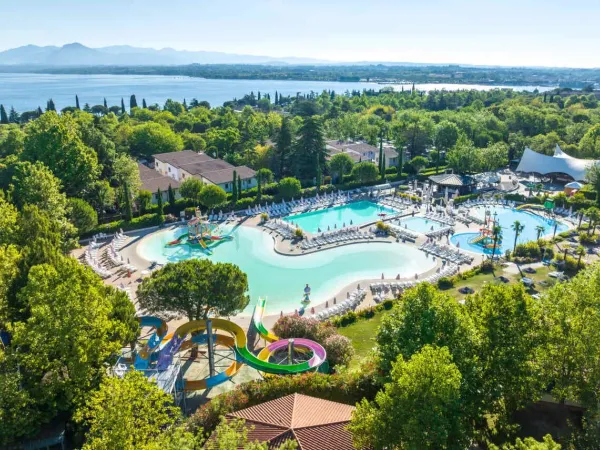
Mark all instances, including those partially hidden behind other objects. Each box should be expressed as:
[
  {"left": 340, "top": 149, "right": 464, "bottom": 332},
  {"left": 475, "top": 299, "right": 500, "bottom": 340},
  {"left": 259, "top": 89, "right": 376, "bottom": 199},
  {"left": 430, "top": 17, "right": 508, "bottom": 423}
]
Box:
[{"left": 0, "top": 43, "right": 329, "bottom": 66}]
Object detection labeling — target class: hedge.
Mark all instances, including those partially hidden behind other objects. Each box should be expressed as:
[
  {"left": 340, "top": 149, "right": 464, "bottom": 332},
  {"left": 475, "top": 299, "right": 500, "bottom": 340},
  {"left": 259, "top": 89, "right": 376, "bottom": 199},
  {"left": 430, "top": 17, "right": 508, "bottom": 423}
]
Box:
[
  {"left": 330, "top": 299, "right": 394, "bottom": 328},
  {"left": 84, "top": 213, "right": 163, "bottom": 237}
]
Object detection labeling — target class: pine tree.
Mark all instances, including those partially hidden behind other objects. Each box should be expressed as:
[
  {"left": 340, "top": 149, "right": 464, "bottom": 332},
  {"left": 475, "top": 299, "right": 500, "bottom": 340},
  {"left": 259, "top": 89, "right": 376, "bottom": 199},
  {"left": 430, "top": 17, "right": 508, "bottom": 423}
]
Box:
[
  {"left": 0, "top": 105, "right": 8, "bottom": 124},
  {"left": 9, "top": 107, "right": 20, "bottom": 123},
  {"left": 168, "top": 184, "right": 176, "bottom": 208},
  {"left": 75, "top": 95, "right": 80, "bottom": 109},
  {"left": 294, "top": 116, "right": 326, "bottom": 180},
  {"left": 256, "top": 171, "right": 262, "bottom": 202},
  {"left": 46, "top": 98, "right": 56, "bottom": 112},
  {"left": 231, "top": 171, "right": 238, "bottom": 203},
  {"left": 121, "top": 98, "right": 126, "bottom": 115},
  {"left": 156, "top": 188, "right": 165, "bottom": 225},
  {"left": 130, "top": 94, "right": 138, "bottom": 109},
  {"left": 103, "top": 98, "right": 108, "bottom": 108},
  {"left": 123, "top": 181, "right": 133, "bottom": 221},
  {"left": 142, "top": 98, "right": 147, "bottom": 108},
  {"left": 83, "top": 103, "right": 91, "bottom": 113}
]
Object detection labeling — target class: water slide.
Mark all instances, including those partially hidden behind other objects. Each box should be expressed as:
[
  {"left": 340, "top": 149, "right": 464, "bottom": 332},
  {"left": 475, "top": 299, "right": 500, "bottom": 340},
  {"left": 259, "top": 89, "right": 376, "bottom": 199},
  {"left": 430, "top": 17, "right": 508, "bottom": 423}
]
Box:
[
  {"left": 134, "top": 316, "right": 168, "bottom": 370},
  {"left": 252, "top": 297, "right": 279, "bottom": 342},
  {"left": 469, "top": 234, "right": 488, "bottom": 245}
]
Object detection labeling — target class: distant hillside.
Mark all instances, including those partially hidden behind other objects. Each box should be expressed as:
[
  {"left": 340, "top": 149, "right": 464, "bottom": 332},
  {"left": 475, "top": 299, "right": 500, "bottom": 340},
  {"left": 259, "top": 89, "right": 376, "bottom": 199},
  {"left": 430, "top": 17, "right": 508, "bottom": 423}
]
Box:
[{"left": 0, "top": 43, "right": 329, "bottom": 66}]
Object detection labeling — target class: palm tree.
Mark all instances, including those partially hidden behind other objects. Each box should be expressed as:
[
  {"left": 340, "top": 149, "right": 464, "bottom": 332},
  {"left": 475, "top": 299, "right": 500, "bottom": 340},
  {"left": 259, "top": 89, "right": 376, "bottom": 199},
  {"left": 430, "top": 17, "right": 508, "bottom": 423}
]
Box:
[
  {"left": 576, "top": 245, "right": 586, "bottom": 269},
  {"left": 586, "top": 207, "right": 600, "bottom": 236},
  {"left": 512, "top": 220, "right": 525, "bottom": 252},
  {"left": 535, "top": 225, "right": 545, "bottom": 241},
  {"left": 491, "top": 225, "right": 503, "bottom": 263}
]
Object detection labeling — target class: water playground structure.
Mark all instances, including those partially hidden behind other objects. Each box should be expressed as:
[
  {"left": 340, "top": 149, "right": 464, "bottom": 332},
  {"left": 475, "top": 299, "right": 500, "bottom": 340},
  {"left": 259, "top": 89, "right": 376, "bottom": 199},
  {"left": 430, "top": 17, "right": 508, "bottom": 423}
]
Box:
[
  {"left": 166, "top": 214, "right": 233, "bottom": 253},
  {"left": 468, "top": 226, "right": 502, "bottom": 250},
  {"left": 113, "top": 298, "right": 327, "bottom": 401}
]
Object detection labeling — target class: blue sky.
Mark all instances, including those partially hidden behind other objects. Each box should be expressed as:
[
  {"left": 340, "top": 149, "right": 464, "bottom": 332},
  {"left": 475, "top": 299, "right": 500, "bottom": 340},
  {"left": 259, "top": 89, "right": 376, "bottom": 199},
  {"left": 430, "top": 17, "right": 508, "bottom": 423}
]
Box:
[{"left": 1, "top": 0, "right": 599, "bottom": 68}]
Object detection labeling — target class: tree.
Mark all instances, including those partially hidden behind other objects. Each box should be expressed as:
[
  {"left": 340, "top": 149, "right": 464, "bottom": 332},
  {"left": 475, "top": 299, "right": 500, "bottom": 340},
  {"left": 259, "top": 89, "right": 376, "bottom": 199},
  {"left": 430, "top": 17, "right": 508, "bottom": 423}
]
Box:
[
  {"left": 103, "top": 97, "right": 108, "bottom": 108},
  {"left": 200, "top": 184, "right": 227, "bottom": 209},
  {"left": 575, "top": 245, "right": 586, "bottom": 268},
  {"left": 512, "top": 220, "right": 525, "bottom": 252},
  {"left": 121, "top": 98, "right": 126, "bottom": 115},
  {"left": 76, "top": 95, "right": 80, "bottom": 110},
  {"left": 278, "top": 177, "right": 301, "bottom": 199},
  {"left": 22, "top": 112, "right": 100, "bottom": 195},
  {"left": 535, "top": 225, "right": 546, "bottom": 241},
  {"left": 0, "top": 104, "right": 8, "bottom": 124},
  {"left": 129, "top": 122, "right": 184, "bottom": 158},
  {"left": 349, "top": 345, "right": 467, "bottom": 450},
  {"left": 237, "top": 176, "right": 242, "bottom": 196},
  {"left": 87, "top": 180, "right": 115, "bottom": 219},
  {"left": 156, "top": 188, "right": 164, "bottom": 223},
  {"left": 434, "top": 120, "right": 459, "bottom": 173},
  {"left": 491, "top": 224, "right": 503, "bottom": 261},
  {"left": 137, "top": 259, "right": 249, "bottom": 321},
  {"left": 351, "top": 161, "right": 379, "bottom": 183},
  {"left": 137, "top": 190, "right": 152, "bottom": 214},
  {"left": 112, "top": 154, "right": 142, "bottom": 202},
  {"left": 274, "top": 118, "right": 294, "bottom": 177},
  {"left": 329, "top": 153, "right": 354, "bottom": 183},
  {"left": 256, "top": 168, "right": 274, "bottom": 184},
  {"left": 167, "top": 184, "right": 176, "bottom": 207},
  {"left": 446, "top": 136, "right": 480, "bottom": 174},
  {"left": 294, "top": 116, "right": 326, "bottom": 180},
  {"left": 232, "top": 170, "right": 238, "bottom": 203},
  {"left": 130, "top": 94, "right": 138, "bottom": 109},
  {"left": 407, "top": 155, "right": 428, "bottom": 174},
  {"left": 480, "top": 142, "right": 509, "bottom": 172},
  {"left": 10, "top": 161, "right": 68, "bottom": 221},
  {"left": 8, "top": 106, "right": 19, "bottom": 123},
  {"left": 142, "top": 98, "right": 147, "bottom": 109},
  {"left": 256, "top": 171, "right": 262, "bottom": 202},
  {"left": 123, "top": 181, "right": 133, "bottom": 221},
  {"left": 489, "top": 435, "right": 561, "bottom": 450},
  {"left": 75, "top": 371, "right": 185, "bottom": 450},
  {"left": 46, "top": 98, "right": 56, "bottom": 112},
  {"left": 67, "top": 198, "right": 98, "bottom": 234},
  {"left": 585, "top": 206, "right": 600, "bottom": 235},
  {"left": 179, "top": 178, "right": 204, "bottom": 205}
]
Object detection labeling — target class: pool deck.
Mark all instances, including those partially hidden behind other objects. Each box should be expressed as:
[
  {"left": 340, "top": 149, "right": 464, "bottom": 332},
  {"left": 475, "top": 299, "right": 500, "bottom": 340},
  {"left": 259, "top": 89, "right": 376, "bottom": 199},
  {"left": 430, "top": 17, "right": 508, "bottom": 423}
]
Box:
[{"left": 72, "top": 201, "right": 572, "bottom": 334}]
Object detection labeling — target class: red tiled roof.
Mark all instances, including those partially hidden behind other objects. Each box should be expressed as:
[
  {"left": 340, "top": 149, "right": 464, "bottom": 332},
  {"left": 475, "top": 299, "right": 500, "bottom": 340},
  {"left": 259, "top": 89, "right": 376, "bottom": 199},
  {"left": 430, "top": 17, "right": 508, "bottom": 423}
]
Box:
[{"left": 224, "top": 393, "right": 359, "bottom": 450}]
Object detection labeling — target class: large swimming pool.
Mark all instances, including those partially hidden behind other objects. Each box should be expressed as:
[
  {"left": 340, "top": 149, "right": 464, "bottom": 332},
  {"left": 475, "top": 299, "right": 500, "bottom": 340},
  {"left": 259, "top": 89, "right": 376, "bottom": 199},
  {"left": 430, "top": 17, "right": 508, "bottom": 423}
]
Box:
[
  {"left": 450, "top": 205, "right": 569, "bottom": 254},
  {"left": 283, "top": 201, "right": 395, "bottom": 234},
  {"left": 137, "top": 224, "right": 436, "bottom": 314}
]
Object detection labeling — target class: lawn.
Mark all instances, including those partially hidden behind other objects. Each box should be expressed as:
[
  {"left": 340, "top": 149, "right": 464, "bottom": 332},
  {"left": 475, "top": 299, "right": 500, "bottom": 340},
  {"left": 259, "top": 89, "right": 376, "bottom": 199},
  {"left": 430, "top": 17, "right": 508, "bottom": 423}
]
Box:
[{"left": 337, "top": 311, "right": 386, "bottom": 370}]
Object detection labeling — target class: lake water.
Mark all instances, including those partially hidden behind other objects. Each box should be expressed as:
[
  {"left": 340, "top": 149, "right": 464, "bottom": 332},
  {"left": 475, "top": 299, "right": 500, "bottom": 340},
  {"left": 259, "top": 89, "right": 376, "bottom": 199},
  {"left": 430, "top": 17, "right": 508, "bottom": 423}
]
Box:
[{"left": 0, "top": 73, "right": 555, "bottom": 112}]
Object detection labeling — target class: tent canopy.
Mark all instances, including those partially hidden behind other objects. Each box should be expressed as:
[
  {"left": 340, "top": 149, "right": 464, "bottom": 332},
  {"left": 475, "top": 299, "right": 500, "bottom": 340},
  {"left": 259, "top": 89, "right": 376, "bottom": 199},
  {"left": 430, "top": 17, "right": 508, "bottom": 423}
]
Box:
[{"left": 516, "top": 146, "right": 598, "bottom": 182}]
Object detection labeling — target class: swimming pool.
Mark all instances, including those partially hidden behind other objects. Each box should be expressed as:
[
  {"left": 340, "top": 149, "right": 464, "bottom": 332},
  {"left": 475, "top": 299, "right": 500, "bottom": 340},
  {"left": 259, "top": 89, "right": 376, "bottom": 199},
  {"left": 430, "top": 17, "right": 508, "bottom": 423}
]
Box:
[
  {"left": 137, "top": 224, "right": 436, "bottom": 314},
  {"left": 450, "top": 205, "right": 569, "bottom": 254},
  {"left": 400, "top": 217, "right": 447, "bottom": 234},
  {"left": 283, "top": 201, "right": 395, "bottom": 234}
]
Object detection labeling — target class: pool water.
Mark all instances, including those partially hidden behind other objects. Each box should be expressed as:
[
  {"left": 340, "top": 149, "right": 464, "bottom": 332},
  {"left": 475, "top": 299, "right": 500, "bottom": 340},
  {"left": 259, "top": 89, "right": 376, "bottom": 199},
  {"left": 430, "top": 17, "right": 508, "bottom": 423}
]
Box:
[
  {"left": 284, "top": 201, "right": 395, "bottom": 234},
  {"left": 401, "top": 217, "right": 447, "bottom": 234},
  {"left": 137, "top": 224, "right": 436, "bottom": 314},
  {"left": 450, "top": 206, "right": 569, "bottom": 254}
]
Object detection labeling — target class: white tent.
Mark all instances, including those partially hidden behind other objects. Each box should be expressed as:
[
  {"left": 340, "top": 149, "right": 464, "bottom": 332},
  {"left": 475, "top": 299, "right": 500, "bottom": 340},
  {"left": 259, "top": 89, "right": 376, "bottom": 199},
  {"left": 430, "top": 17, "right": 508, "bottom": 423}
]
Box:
[{"left": 515, "top": 146, "right": 598, "bottom": 182}]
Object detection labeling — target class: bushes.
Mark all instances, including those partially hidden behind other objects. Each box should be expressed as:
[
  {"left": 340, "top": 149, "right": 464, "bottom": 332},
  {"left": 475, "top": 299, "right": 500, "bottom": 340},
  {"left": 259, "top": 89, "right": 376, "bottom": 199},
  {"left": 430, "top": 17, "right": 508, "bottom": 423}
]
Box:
[
  {"left": 454, "top": 193, "right": 478, "bottom": 205},
  {"left": 294, "top": 227, "right": 304, "bottom": 239},
  {"left": 437, "top": 277, "right": 455, "bottom": 289},
  {"left": 278, "top": 177, "right": 301, "bottom": 199},
  {"left": 579, "top": 233, "right": 598, "bottom": 245},
  {"left": 331, "top": 299, "right": 395, "bottom": 328},
  {"left": 555, "top": 254, "right": 579, "bottom": 273},
  {"left": 272, "top": 315, "right": 353, "bottom": 369},
  {"left": 86, "top": 213, "right": 162, "bottom": 237},
  {"left": 375, "top": 220, "right": 390, "bottom": 234}
]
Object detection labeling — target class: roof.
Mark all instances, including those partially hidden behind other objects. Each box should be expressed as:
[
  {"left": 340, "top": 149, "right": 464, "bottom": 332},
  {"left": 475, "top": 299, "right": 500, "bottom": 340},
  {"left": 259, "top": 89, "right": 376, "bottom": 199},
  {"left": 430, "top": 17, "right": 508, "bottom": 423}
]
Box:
[
  {"left": 152, "top": 150, "right": 211, "bottom": 167},
  {"left": 516, "top": 146, "right": 598, "bottom": 182},
  {"left": 224, "top": 393, "right": 358, "bottom": 450},
  {"left": 138, "top": 163, "right": 179, "bottom": 193},
  {"left": 429, "top": 173, "right": 474, "bottom": 187},
  {"left": 201, "top": 166, "right": 256, "bottom": 184}
]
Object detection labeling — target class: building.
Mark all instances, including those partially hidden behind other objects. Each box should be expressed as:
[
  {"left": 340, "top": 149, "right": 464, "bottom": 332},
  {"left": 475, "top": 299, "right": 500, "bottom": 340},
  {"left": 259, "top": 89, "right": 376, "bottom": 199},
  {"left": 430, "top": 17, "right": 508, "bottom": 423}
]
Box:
[
  {"left": 428, "top": 173, "right": 476, "bottom": 196},
  {"left": 153, "top": 150, "right": 257, "bottom": 193},
  {"left": 516, "top": 145, "right": 599, "bottom": 182},
  {"left": 138, "top": 163, "right": 181, "bottom": 204},
  {"left": 326, "top": 140, "right": 399, "bottom": 168},
  {"left": 215, "top": 393, "right": 360, "bottom": 450}
]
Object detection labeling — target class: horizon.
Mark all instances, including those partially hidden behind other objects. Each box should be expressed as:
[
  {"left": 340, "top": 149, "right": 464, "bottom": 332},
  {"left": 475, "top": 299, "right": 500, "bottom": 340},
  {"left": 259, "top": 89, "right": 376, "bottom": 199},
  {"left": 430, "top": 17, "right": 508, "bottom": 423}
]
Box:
[{"left": 1, "top": 0, "right": 600, "bottom": 69}]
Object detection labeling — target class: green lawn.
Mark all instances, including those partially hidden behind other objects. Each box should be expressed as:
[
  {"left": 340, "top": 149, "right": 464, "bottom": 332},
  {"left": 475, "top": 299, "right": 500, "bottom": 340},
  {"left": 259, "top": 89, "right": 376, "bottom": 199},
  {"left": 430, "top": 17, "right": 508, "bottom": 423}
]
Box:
[{"left": 338, "top": 264, "right": 558, "bottom": 369}]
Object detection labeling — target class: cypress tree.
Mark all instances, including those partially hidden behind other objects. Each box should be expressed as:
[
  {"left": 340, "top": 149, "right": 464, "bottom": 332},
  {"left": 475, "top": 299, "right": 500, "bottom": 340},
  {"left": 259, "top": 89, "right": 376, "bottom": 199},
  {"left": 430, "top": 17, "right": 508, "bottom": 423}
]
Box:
[
  {"left": 315, "top": 155, "right": 322, "bottom": 192},
  {"left": 237, "top": 176, "right": 242, "bottom": 196},
  {"left": 123, "top": 181, "right": 133, "bottom": 221},
  {"left": 382, "top": 154, "right": 386, "bottom": 177},
  {"left": 232, "top": 171, "right": 238, "bottom": 203},
  {"left": 121, "top": 98, "right": 126, "bottom": 115},
  {"left": 103, "top": 98, "right": 108, "bottom": 108},
  {"left": 75, "top": 95, "right": 80, "bottom": 109},
  {"left": 130, "top": 94, "right": 138, "bottom": 109},
  {"left": 275, "top": 91, "right": 279, "bottom": 105},
  {"left": 142, "top": 98, "right": 147, "bottom": 108},
  {"left": 156, "top": 188, "right": 165, "bottom": 225},
  {"left": 183, "top": 98, "right": 188, "bottom": 110},
  {"left": 379, "top": 135, "right": 384, "bottom": 177},
  {"left": 35, "top": 107, "right": 42, "bottom": 118},
  {"left": 258, "top": 91, "right": 261, "bottom": 101},
  {"left": 168, "top": 184, "right": 176, "bottom": 209},
  {"left": 256, "top": 171, "right": 262, "bottom": 202},
  {"left": 0, "top": 105, "right": 8, "bottom": 124},
  {"left": 46, "top": 98, "right": 56, "bottom": 112}
]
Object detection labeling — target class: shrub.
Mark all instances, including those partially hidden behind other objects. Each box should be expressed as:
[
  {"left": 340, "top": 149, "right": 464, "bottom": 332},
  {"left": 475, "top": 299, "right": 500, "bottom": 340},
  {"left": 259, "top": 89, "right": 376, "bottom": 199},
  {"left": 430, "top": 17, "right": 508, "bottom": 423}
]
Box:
[
  {"left": 294, "top": 227, "right": 304, "bottom": 239},
  {"left": 397, "top": 185, "right": 409, "bottom": 191},
  {"left": 260, "top": 212, "right": 269, "bottom": 223},
  {"left": 87, "top": 213, "right": 161, "bottom": 237},
  {"left": 273, "top": 315, "right": 320, "bottom": 339},
  {"left": 555, "top": 254, "right": 579, "bottom": 273},
  {"left": 67, "top": 198, "right": 98, "bottom": 234},
  {"left": 437, "top": 277, "right": 455, "bottom": 289},
  {"left": 385, "top": 166, "right": 397, "bottom": 175},
  {"left": 375, "top": 221, "right": 390, "bottom": 233},
  {"left": 278, "top": 177, "right": 302, "bottom": 199},
  {"left": 184, "top": 207, "right": 196, "bottom": 219},
  {"left": 579, "top": 233, "right": 598, "bottom": 245},
  {"left": 323, "top": 334, "right": 354, "bottom": 368}
]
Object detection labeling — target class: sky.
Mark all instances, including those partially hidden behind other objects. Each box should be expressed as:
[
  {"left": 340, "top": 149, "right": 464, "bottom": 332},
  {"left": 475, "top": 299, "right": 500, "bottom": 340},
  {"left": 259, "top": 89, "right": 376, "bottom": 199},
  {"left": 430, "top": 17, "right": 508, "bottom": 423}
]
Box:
[{"left": 1, "top": 0, "right": 599, "bottom": 68}]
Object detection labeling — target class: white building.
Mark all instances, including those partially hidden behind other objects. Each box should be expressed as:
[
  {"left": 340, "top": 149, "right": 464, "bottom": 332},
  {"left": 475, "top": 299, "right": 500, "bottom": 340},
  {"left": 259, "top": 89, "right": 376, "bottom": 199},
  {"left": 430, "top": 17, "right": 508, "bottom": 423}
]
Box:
[{"left": 326, "top": 140, "right": 399, "bottom": 168}]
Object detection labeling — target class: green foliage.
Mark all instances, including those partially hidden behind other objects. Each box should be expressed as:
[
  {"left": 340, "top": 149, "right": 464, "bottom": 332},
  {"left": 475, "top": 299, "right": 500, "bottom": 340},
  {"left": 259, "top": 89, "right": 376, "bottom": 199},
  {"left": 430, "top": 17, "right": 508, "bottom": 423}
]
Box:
[
  {"left": 137, "top": 259, "right": 249, "bottom": 321},
  {"left": 137, "top": 189, "right": 152, "bottom": 214},
  {"left": 129, "top": 122, "right": 184, "bottom": 157},
  {"left": 67, "top": 197, "right": 98, "bottom": 234},
  {"left": 351, "top": 161, "right": 379, "bottom": 183},
  {"left": 489, "top": 435, "right": 561, "bottom": 450},
  {"left": 199, "top": 184, "right": 227, "bottom": 209},
  {"left": 179, "top": 177, "right": 204, "bottom": 205},
  {"left": 329, "top": 152, "right": 354, "bottom": 183},
  {"left": 349, "top": 345, "right": 466, "bottom": 450},
  {"left": 278, "top": 177, "right": 301, "bottom": 199},
  {"left": 75, "top": 371, "right": 185, "bottom": 450}
]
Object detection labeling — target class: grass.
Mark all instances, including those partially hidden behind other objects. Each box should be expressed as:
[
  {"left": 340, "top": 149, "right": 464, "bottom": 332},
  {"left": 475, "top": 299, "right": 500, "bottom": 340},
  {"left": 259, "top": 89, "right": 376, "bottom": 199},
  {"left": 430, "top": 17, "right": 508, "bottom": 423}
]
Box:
[{"left": 337, "top": 311, "right": 386, "bottom": 370}]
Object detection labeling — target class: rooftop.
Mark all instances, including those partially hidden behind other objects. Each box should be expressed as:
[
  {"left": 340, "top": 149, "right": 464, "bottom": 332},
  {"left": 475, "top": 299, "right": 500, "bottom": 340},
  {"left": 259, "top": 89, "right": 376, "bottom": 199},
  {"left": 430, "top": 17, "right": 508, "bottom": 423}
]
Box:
[
  {"left": 223, "top": 393, "right": 358, "bottom": 450},
  {"left": 429, "top": 173, "right": 475, "bottom": 187},
  {"left": 138, "top": 163, "right": 180, "bottom": 192}
]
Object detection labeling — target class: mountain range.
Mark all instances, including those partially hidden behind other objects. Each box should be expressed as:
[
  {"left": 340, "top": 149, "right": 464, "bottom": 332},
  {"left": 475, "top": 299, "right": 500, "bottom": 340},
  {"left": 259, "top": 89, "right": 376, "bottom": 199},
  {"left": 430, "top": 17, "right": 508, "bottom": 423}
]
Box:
[{"left": 0, "top": 43, "right": 330, "bottom": 66}]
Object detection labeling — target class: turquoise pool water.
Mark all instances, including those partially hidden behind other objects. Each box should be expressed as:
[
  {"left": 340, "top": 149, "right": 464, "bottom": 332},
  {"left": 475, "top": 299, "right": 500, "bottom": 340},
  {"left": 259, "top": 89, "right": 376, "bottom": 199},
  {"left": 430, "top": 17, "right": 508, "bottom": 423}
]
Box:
[
  {"left": 401, "top": 217, "right": 447, "bottom": 234},
  {"left": 137, "top": 224, "right": 435, "bottom": 314},
  {"left": 283, "top": 201, "right": 395, "bottom": 234},
  {"left": 450, "top": 206, "right": 569, "bottom": 254}
]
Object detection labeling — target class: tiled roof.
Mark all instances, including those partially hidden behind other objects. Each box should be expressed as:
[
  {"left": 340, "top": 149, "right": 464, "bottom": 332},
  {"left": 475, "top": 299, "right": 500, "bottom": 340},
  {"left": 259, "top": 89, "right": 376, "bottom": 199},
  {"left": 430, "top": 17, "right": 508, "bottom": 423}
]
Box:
[
  {"left": 152, "top": 150, "right": 211, "bottom": 167},
  {"left": 429, "top": 173, "right": 474, "bottom": 187},
  {"left": 138, "top": 163, "right": 179, "bottom": 193},
  {"left": 225, "top": 393, "right": 358, "bottom": 450}
]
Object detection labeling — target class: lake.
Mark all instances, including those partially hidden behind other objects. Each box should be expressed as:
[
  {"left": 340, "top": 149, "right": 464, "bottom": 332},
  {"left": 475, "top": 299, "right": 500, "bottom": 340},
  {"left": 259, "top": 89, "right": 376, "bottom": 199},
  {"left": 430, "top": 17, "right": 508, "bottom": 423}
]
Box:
[{"left": 0, "top": 73, "right": 556, "bottom": 112}]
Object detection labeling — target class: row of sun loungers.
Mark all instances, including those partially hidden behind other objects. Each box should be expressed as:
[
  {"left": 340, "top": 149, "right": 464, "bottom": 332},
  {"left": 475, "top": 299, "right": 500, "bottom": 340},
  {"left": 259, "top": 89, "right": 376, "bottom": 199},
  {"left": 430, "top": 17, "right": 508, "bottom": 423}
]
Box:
[
  {"left": 424, "top": 212, "right": 455, "bottom": 226},
  {"left": 300, "top": 228, "right": 371, "bottom": 249},
  {"left": 311, "top": 289, "right": 367, "bottom": 321},
  {"left": 420, "top": 242, "right": 474, "bottom": 265},
  {"left": 84, "top": 246, "right": 112, "bottom": 279},
  {"left": 208, "top": 211, "right": 236, "bottom": 222},
  {"left": 388, "top": 224, "right": 418, "bottom": 241},
  {"left": 425, "top": 226, "right": 454, "bottom": 238},
  {"left": 263, "top": 219, "right": 296, "bottom": 239}
]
